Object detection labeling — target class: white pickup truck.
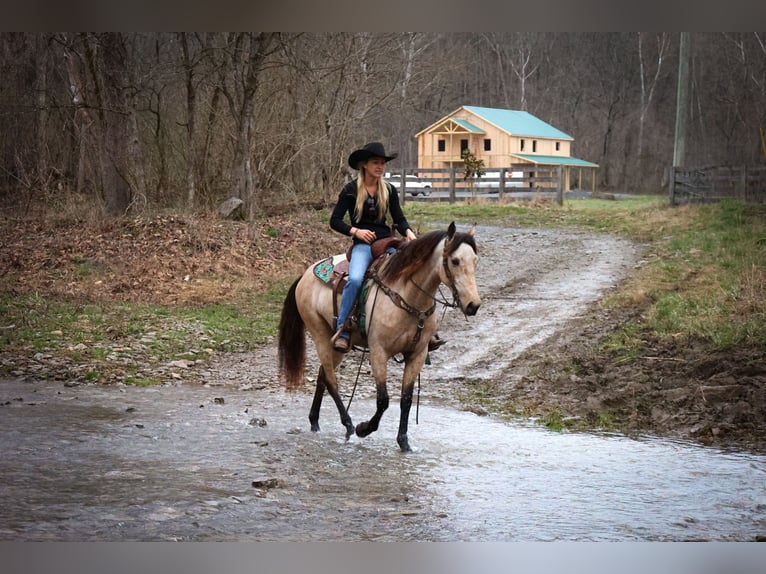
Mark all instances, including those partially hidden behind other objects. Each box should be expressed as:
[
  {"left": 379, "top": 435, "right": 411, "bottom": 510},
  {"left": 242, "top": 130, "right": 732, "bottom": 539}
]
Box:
[
  {"left": 385, "top": 174, "right": 432, "bottom": 196},
  {"left": 474, "top": 170, "right": 524, "bottom": 190}
]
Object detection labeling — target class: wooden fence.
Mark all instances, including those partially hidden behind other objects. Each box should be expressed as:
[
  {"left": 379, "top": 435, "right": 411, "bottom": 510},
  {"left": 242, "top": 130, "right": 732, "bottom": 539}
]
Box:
[
  {"left": 389, "top": 165, "right": 567, "bottom": 205},
  {"left": 670, "top": 165, "right": 766, "bottom": 205}
]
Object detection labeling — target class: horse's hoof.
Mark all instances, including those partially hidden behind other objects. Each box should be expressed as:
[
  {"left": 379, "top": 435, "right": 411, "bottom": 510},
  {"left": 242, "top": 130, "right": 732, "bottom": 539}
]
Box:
[
  {"left": 397, "top": 436, "right": 411, "bottom": 453},
  {"left": 310, "top": 423, "right": 320, "bottom": 433},
  {"left": 355, "top": 421, "right": 370, "bottom": 437},
  {"left": 344, "top": 424, "right": 355, "bottom": 440}
]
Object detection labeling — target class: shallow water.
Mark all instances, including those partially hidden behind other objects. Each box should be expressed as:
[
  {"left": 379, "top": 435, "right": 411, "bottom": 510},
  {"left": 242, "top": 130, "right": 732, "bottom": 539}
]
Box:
[
  {"left": 2, "top": 226, "right": 763, "bottom": 541},
  {"left": 1, "top": 379, "right": 763, "bottom": 541}
]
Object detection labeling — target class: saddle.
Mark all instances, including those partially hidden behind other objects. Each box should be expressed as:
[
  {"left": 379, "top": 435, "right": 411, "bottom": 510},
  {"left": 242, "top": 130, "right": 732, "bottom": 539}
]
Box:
[{"left": 312, "top": 237, "right": 403, "bottom": 328}]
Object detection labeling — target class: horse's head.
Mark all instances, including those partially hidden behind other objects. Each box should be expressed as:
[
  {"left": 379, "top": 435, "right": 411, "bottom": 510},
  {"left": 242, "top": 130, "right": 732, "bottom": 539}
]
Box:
[{"left": 441, "top": 222, "right": 481, "bottom": 316}]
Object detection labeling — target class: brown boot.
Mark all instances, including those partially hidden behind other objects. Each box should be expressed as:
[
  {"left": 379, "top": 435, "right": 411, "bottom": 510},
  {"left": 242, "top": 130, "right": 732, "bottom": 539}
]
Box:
[
  {"left": 332, "top": 330, "right": 351, "bottom": 353},
  {"left": 428, "top": 333, "right": 447, "bottom": 352}
]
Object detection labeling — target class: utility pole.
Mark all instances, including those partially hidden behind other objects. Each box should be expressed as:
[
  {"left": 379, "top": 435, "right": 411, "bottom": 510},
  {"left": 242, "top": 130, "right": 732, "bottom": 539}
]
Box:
[
  {"left": 671, "top": 32, "right": 690, "bottom": 206},
  {"left": 673, "top": 32, "right": 690, "bottom": 168}
]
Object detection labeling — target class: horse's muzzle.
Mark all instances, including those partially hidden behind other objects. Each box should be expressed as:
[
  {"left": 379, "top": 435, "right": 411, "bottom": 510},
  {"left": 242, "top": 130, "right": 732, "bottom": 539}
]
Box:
[{"left": 464, "top": 301, "right": 480, "bottom": 316}]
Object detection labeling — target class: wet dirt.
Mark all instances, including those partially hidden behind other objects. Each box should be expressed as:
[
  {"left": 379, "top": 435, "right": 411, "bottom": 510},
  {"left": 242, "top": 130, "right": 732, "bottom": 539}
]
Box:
[{"left": 2, "top": 224, "right": 765, "bottom": 540}]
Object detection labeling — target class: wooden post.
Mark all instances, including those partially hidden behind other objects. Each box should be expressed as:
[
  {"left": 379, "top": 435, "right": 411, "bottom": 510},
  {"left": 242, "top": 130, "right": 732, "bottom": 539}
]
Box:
[
  {"left": 398, "top": 168, "right": 406, "bottom": 205},
  {"left": 669, "top": 166, "right": 676, "bottom": 206},
  {"left": 449, "top": 167, "right": 456, "bottom": 204},
  {"left": 739, "top": 165, "right": 746, "bottom": 201},
  {"left": 499, "top": 168, "right": 506, "bottom": 198},
  {"left": 556, "top": 165, "right": 564, "bottom": 206}
]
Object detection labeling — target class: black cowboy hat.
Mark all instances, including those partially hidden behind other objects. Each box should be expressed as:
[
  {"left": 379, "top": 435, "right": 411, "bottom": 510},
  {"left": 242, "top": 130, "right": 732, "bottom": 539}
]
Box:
[{"left": 348, "top": 142, "right": 398, "bottom": 170}]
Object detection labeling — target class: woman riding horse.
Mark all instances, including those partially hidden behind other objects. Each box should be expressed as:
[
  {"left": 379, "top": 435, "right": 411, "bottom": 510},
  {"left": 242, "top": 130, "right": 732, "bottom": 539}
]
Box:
[
  {"left": 278, "top": 221, "right": 481, "bottom": 452},
  {"left": 329, "top": 142, "right": 417, "bottom": 353}
]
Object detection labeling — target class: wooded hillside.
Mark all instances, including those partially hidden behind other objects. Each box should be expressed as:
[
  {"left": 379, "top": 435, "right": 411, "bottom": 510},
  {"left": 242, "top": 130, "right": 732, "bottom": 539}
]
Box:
[{"left": 1, "top": 33, "right": 764, "bottom": 217}]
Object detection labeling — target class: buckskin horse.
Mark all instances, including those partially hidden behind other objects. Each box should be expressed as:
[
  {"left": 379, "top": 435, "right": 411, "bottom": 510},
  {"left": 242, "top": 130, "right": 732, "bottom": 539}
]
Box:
[{"left": 278, "top": 222, "right": 481, "bottom": 452}]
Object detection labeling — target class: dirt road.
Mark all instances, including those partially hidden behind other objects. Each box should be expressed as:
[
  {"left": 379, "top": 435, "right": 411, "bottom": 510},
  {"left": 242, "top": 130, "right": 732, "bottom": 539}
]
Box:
[{"left": 202, "top": 222, "right": 766, "bottom": 453}]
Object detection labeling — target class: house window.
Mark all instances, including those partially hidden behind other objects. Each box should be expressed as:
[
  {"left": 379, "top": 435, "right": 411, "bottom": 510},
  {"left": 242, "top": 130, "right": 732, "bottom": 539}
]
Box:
[
  {"left": 438, "top": 139, "right": 445, "bottom": 152},
  {"left": 460, "top": 139, "right": 469, "bottom": 152},
  {"left": 555, "top": 141, "right": 560, "bottom": 151},
  {"left": 483, "top": 139, "right": 491, "bottom": 151},
  {"left": 532, "top": 140, "right": 537, "bottom": 152},
  {"left": 520, "top": 139, "right": 525, "bottom": 151}
]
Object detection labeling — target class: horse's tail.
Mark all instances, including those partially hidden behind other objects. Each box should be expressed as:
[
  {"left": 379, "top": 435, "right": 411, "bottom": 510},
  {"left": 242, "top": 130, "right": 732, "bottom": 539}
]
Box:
[{"left": 278, "top": 276, "right": 306, "bottom": 391}]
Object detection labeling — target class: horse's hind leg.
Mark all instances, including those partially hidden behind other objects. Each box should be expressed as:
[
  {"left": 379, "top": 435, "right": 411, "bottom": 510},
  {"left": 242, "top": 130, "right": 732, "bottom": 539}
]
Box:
[
  {"left": 327, "top": 383, "right": 355, "bottom": 440},
  {"left": 308, "top": 366, "right": 327, "bottom": 432},
  {"left": 310, "top": 365, "right": 354, "bottom": 439}
]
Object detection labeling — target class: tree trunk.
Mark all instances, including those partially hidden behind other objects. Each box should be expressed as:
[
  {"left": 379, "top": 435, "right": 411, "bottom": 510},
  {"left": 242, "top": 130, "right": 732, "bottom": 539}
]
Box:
[
  {"left": 98, "top": 33, "right": 133, "bottom": 216},
  {"left": 228, "top": 33, "right": 276, "bottom": 219},
  {"left": 180, "top": 32, "right": 197, "bottom": 209},
  {"left": 62, "top": 33, "right": 98, "bottom": 198},
  {"left": 35, "top": 33, "right": 49, "bottom": 189}
]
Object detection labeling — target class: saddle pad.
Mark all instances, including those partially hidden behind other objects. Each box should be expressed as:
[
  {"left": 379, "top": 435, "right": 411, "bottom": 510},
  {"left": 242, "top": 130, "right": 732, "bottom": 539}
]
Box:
[
  {"left": 313, "top": 256, "right": 334, "bottom": 283},
  {"left": 313, "top": 254, "right": 348, "bottom": 284}
]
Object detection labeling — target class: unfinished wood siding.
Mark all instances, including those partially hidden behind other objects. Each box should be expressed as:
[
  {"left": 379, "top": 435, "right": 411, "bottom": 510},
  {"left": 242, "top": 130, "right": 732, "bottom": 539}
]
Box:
[
  {"left": 419, "top": 111, "right": 573, "bottom": 170},
  {"left": 516, "top": 137, "right": 571, "bottom": 156}
]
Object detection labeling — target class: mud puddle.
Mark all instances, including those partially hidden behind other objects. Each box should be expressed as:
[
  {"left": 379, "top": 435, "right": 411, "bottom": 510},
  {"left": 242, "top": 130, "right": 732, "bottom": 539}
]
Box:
[{"left": 1, "top": 379, "right": 764, "bottom": 541}]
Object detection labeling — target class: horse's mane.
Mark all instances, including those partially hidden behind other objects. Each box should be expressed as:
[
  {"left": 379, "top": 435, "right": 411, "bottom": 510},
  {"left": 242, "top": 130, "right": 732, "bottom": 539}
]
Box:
[{"left": 379, "top": 229, "right": 477, "bottom": 283}]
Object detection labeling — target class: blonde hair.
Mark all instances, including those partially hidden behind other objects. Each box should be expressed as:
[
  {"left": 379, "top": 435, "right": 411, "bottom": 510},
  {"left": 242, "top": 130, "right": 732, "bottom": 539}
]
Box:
[{"left": 354, "top": 162, "right": 389, "bottom": 221}]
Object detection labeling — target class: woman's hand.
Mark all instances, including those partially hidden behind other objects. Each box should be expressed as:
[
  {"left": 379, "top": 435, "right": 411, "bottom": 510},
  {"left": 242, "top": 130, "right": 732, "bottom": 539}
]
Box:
[
  {"left": 405, "top": 229, "right": 417, "bottom": 241},
  {"left": 352, "top": 228, "right": 376, "bottom": 243}
]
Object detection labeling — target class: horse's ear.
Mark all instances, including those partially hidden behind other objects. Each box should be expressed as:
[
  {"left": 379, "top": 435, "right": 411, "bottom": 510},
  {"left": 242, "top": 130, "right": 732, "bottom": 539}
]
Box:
[
  {"left": 468, "top": 222, "right": 477, "bottom": 236},
  {"left": 447, "top": 221, "right": 456, "bottom": 239}
]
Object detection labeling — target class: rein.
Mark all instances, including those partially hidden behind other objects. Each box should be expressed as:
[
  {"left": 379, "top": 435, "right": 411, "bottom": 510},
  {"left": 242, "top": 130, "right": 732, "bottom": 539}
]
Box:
[{"left": 367, "top": 264, "right": 436, "bottom": 346}]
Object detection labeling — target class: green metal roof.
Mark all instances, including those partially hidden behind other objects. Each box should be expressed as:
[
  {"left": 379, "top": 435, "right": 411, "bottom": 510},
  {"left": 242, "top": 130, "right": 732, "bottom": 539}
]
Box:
[
  {"left": 513, "top": 153, "right": 599, "bottom": 168},
  {"left": 464, "top": 106, "right": 573, "bottom": 141},
  {"left": 451, "top": 118, "right": 484, "bottom": 133}
]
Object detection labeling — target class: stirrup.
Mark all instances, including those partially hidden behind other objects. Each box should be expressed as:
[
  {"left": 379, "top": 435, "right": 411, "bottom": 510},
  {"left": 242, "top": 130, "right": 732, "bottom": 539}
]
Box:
[{"left": 428, "top": 334, "right": 447, "bottom": 352}]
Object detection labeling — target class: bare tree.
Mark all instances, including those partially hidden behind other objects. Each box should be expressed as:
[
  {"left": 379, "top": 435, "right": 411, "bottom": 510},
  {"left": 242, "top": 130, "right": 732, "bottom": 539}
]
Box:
[
  {"left": 637, "top": 32, "right": 669, "bottom": 159},
  {"left": 5, "top": 32, "right": 766, "bottom": 213},
  {"left": 179, "top": 32, "right": 200, "bottom": 208},
  {"left": 481, "top": 33, "right": 544, "bottom": 110},
  {"left": 214, "top": 33, "right": 279, "bottom": 218}
]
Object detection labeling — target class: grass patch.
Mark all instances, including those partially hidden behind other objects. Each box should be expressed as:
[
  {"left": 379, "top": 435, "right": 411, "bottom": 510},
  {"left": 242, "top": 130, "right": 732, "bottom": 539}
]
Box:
[
  {"left": 0, "top": 278, "right": 295, "bottom": 380},
  {"left": 124, "top": 376, "right": 161, "bottom": 387},
  {"left": 541, "top": 409, "right": 566, "bottom": 432},
  {"left": 599, "top": 322, "right": 644, "bottom": 363},
  {"left": 2, "top": 196, "right": 763, "bottom": 384},
  {"left": 407, "top": 196, "right": 766, "bottom": 351}
]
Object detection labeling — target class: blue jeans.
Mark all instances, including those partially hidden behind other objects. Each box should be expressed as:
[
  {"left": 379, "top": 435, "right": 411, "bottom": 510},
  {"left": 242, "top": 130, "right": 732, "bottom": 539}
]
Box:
[{"left": 336, "top": 242, "right": 373, "bottom": 336}]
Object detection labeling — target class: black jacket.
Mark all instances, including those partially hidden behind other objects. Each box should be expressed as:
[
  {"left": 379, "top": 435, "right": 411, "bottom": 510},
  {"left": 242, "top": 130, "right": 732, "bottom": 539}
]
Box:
[{"left": 329, "top": 180, "right": 412, "bottom": 243}]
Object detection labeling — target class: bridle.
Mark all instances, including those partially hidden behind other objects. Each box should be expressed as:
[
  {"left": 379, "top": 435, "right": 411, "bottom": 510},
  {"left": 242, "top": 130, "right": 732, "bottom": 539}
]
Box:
[
  {"left": 440, "top": 237, "right": 465, "bottom": 312},
  {"left": 367, "top": 235, "right": 468, "bottom": 346}
]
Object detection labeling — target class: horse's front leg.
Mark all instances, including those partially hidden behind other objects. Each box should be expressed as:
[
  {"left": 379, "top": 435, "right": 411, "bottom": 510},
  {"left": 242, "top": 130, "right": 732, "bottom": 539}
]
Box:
[
  {"left": 397, "top": 384, "right": 414, "bottom": 452},
  {"left": 397, "top": 350, "right": 428, "bottom": 452},
  {"left": 355, "top": 352, "right": 389, "bottom": 438}
]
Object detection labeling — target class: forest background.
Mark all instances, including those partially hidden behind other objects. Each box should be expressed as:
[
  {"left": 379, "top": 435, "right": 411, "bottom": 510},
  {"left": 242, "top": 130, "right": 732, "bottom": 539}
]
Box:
[{"left": 1, "top": 32, "right": 765, "bottom": 218}]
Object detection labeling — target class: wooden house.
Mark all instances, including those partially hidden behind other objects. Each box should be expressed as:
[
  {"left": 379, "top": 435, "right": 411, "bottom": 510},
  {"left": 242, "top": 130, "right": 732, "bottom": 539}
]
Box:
[{"left": 415, "top": 105, "right": 598, "bottom": 190}]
